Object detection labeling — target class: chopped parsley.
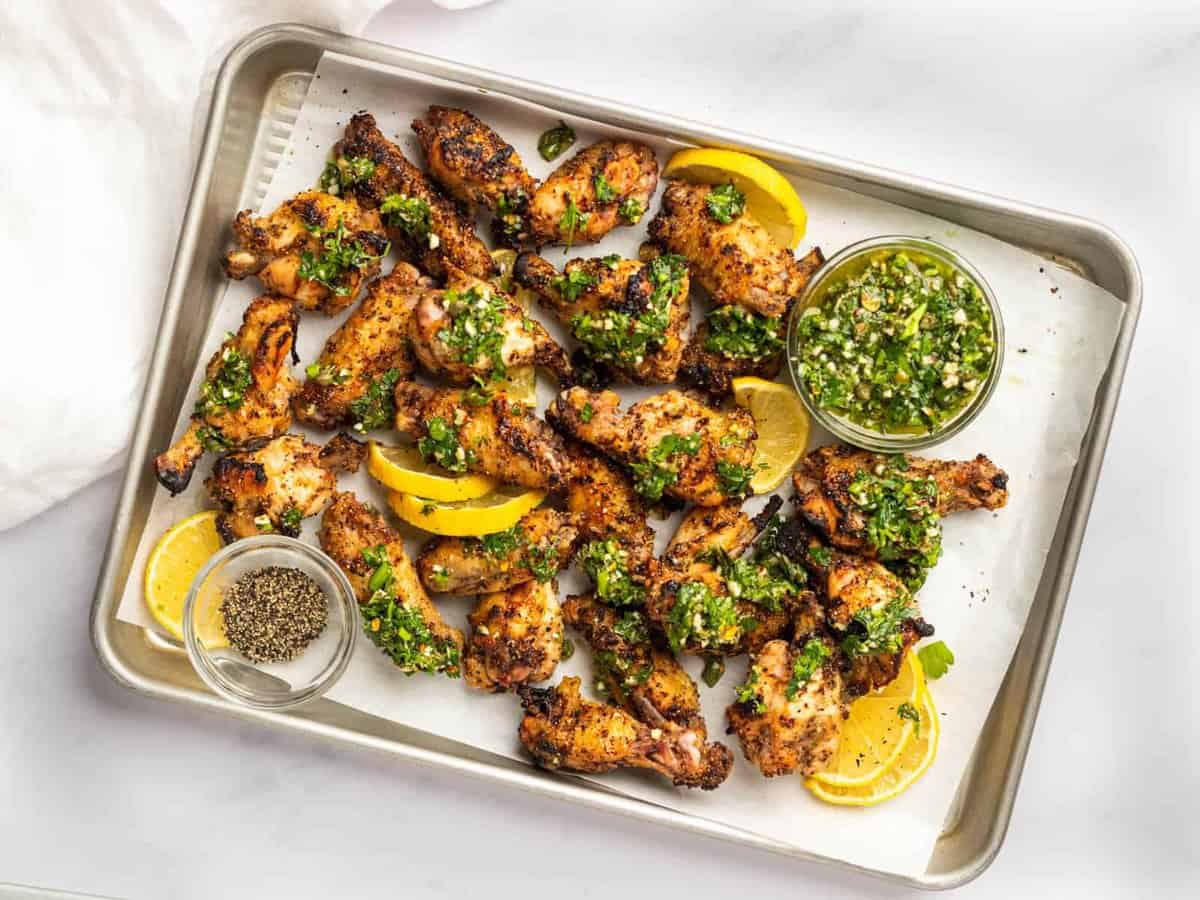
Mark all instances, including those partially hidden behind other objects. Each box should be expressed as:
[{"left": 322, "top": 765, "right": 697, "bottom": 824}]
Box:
[
  {"left": 917, "top": 640, "right": 955, "bottom": 679},
  {"left": 593, "top": 172, "right": 617, "bottom": 203},
  {"left": 560, "top": 636, "right": 575, "bottom": 661},
  {"left": 704, "top": 305, "right": 785, "bottom": 361},
  {"left": 664, "top": 581, "right": 754, "bottom": 653},
  {"left": 559, "top": 194, "right": 590, "bottom": 251},
  {"left": 418, "top": 416, "right": 473, "bottom": 474},
  {"left": 194, "top": 339, "right": 252, "bottom": 418},
  {"left": 612, "top": 609, "right": 650, "bottom": 644},
  {"left": 537, "top": 120, "right": 576, "bottom": 161},
  {"left": 360, "top": 545, "right": 461, "bottom": 676},
  {"left": 196, "top": 425, "right": 231, "bottom": 452},
  {"left": 735, "top": 665, "right": 766, "bottom": 714},
  {"left": 595, "top": 649, "right": 654, "bottom": 688},
  {"left": 807, "top": 544, "right": 833, "bottom": 567},
  {"left": 716, "top": 460, "right": 753, "bottom": 498},
  {"left": 579, "top": 402, "right": 595, "bottom": 423},
  {"left": 840, "top": 595, "right": 915, "bottom": 659},
  {"left": 495, "top": 189, "right": 527, "bottom": 238},
  {"left": 279, "top": 506, "right": 303, "bottom": 535},
  {"left": 380, "top": 193, "right": 437, "bottom": 249},
  {"left": 701, "top": 546, "right": 797, "bottom": 612},
  {"left": 524, "top": 542, "right": 561, "bottom": 583},
  {"left": 319, "top": 156, "right": 376, "bottom": 195},
  {"left": 629, "top": 431, "right": 702, "bottom": 502},
  {"left": 476, "top": 525, "right": 524, "bottom": 558},
  {"left": 601, "top": 254, "right": 622, "bottom": 269},
  {"left": 701, "top": 657, "right": 726, "bottom": 687},
  {"left": 848, "top": 456, "right": 942, "bottom": 590},
  {"left": 578, "top": 539, "right": 645, "bottom": 607},
  {"left": 437, "top": 286, "right": 509, "bottom": 379},
  {"left": 349, "top": 368, "right": 402, "bottom": 433},
  {"left": 705, "top": 183, "right": 745, "bottom": 224},
  {"left": 618, "top": 196, "right": 643, "bottom": 223},
  {"left": 552, "top": 268, "right": 598, "bottom": 302},
  {"left": 304, "top": 362, "right": 352, "bottom": 386},
  {"left": 897, "top": 701, "right": 921, "bottom": 737},
  {"left": 752, "top": 515, "right": 810, "bottom": 590},
  {"left": 785, "top": 638, "right": 831, "bottom": 699},
  {"left": 298, "top": 217, "right": 386, "bottom": 296}
]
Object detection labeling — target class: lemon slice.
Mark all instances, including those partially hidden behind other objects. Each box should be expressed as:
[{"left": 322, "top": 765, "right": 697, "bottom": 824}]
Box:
[
  {"left": 731, "top": 376, "right": 810, "bottom": 493},
  {"left": 490, "top": 249, "right": 536, "bottom": 309},
  {"left": 806, "top": 685, "right": 940, "bottom": 806},
  {"left": 143, "top": 510, "right": 227, "bottom": 648},
  {"left": 809, "top": 650, "right": 925, "bottom": 787},
  {"left": 494, "top": 365, "right": 537, "bottom": 406},
  {"left": 388, "top": 486, "right": 546, "bottom": 536},
  {"left": 663, "top": 148, "right": 807, "bottom": 248},
  {"left": 368, "top": 441, "right": 497, "bottom": 502}
]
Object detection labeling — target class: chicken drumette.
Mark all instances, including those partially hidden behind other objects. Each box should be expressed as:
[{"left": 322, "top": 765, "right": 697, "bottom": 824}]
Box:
[
  {"left": 205, "top": 432, "right": 364, "bottom": 543},
  {"left": 154, "top": 296, "right": 299, "bottom": 495},
  {"left": 549, "top": 387, "right": 757, "bottom": 507},
  {"left": 223, "top": 190, "right": 389, "bottom": 314},
  {"left": 517, "top": 676, "right": 732, "bottom": 790},
  {"left": 465, "top": 579, "right": 564, "bottom": 692}
]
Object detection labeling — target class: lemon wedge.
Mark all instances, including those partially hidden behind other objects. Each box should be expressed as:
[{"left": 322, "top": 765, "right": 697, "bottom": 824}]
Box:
[
  {"left": 143, "top": 510, "right": 227, "bottom": 648},
  {"left": 731, "top": 376, "right": 810, "bottom": 493},
  {"left": 388, "top": 486, "right": 546, "bottom": 536},
  {"left": 367, "top": 441, "right": 498, "bottom": 502},
  {"left": 494, "top": 365, "right": 537, "bottom": 406},
  {"left": 663, "top": 148, "right": 807, "bottom": 248}
]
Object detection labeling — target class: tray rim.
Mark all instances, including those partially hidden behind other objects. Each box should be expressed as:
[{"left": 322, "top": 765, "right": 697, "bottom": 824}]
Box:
[{"left": 90, "top": 22, "right": 1143, "bottom": 891}]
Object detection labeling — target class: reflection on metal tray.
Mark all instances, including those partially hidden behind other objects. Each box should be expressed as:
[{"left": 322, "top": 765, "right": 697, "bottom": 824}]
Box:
[{"left": 89, "top": 23, "right": 1141, "bottom": 890}]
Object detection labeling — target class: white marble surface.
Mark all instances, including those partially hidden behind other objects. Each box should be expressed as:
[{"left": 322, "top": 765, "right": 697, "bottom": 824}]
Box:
[{"left": 1, "top": 0, "right": 1197, "bottom": 897}]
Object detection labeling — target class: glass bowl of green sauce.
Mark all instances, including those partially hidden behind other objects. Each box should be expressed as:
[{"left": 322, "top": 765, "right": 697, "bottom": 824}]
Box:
[{"left": 787, "top": 236, "right": 1004, "bottom": 452}]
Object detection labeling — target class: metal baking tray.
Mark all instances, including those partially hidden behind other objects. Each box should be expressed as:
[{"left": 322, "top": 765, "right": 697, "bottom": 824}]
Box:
[{"left": 90, "top": 23, "right": 1141, "bottom": 889}]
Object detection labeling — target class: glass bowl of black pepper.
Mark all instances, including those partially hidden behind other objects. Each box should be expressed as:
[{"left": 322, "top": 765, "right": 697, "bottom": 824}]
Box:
[{"left": 183, "top": 535, "right": 359, "bottom": 710}]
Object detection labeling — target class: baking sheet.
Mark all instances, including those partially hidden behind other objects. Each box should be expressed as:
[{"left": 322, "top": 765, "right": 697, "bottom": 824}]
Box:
[{"left": 116, "top": 51, "right": 1124, "bottom": 877}]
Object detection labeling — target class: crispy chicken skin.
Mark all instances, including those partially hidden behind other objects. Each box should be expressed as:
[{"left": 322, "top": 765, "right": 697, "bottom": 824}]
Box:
[
  {"left": 205, "top": 432, "right": 364, "bottom": 543},
  {"left": 527, "top": 140, "right": 658, "bottom": 245},
  {"left": 292, "top": 263, "right": 426, "bottom": 430},
  {"left": 223, "top": 190, "right": 388, "bottom": 314},
  {"left": 648, "top": 180, "right": 823, "bottom": 318},
  {"left": 393, "top": 382, "right": 568, "bottom": 490},
  {"left": 329, "top": 112, "right": 495, "bottom": 279},
  {"left": 549, "top": 387, "right": 757, "bottom": 507},
  {"left": 517, "top": 676, "right": 733, "bottom": 790},
  {"left": 726, "top": 637, "right": 846, "bottom": 777},
  {"left": 318, "top": 491, "right": 464, "bottom": 654},
  {"left": 564, "top": 441, "right": 656, "bottom": 559},
  {"left": 465, "top": 579, "right": 564, "bottom": 692},
  {"left": 410, "top": 265, "right": 572, "bottom": 385},
  {"left": 791, "top": 445, "right": 1010, "bottom": 556},
  {"left": 155, "top": 296, "right": 299, "bottom": 495},
  {"left": 416, "top": 508, "right": 580, "bottom": 595},
  {"left": 411, "top": 106, "right": 537, "bottom": 219},
  {"left": 513, "top": 252, "right": 690, "bottom": 384}
]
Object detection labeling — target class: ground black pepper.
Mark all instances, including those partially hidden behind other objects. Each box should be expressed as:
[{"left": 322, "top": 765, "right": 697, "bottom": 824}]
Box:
[{"left": 220, "top": 566, "right": 328, "bottom": 663}]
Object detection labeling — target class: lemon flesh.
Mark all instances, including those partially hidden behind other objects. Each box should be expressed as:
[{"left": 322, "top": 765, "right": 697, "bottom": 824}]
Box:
[
  {"left": 731, "top": 376, "right": 810, "bottom": 493},
  {"left": 143, "top": 510, "right": 227, "bottom": 648},
  {"left": 367, "top": 442, "right": 498, "bottom": 502},
  {"left": 388, "top": 486, "right": 546, "bottom": 536}
]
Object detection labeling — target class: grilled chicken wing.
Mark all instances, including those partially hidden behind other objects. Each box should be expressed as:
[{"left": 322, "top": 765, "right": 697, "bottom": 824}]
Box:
[
  {"left": 513, "top": 252, "right": 689, "bottom": 384},
  {"left": 517, "top": 676, "right": 732, "bottom": 790},
  {"left": 292, "top": 263, "right": 426, "bottom": 431},
  {"left": 548, "top": 387, "right": 757, "bottom": 507},
  {"left": 319, "top": 492, "right": 464, "bottom": 675},
  {"left": 410, "top": 265, "right": 572, "bottom": 385},
  {"left": 526, "top": 140, "right": 658, "bottom": 246},
  {"left": 565, "top": 441, "right": 656, "bottom": 560},
  {"left": 205, "top": 432, "right": 364, "bottom": 542},
  {"left": 393, "top": 382, "right": 568, "bottom": 490},
  {"left": 326, "top": 112, "right": 495, "bottom": 279},
  {"left": 155, "top": 296, "right": 299, "bottom": 495},
  {"left": 726, "top": 637, "right": 846, "bottom": 777},
  {"left": 223, "top": 190, "right": 388, "bottom": 314},
  {"left": 648, "top": 180, "right": 823, "bottom": 318},
  {"left": 465, "top": 579, "right": 564, "bottom": 692},
  {"left": 416, "top": 508, "right": 580, "bottom": 595},
  {"left": 411, "top": 106, "right": 537, "bottom": 229}
]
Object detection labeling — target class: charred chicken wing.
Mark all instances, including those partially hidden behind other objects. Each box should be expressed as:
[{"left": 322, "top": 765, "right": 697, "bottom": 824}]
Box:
[{"left": 465, "top": 579, "right": 564, "bottom": 692}]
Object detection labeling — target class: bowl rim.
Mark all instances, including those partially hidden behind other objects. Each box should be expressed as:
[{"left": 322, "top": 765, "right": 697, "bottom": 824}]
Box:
[
  {"left": 182, "top": 534, "right": 359, "bottom": 711},
  {"left": 786, "top": 234, "right": 1005, "bottom": 452}
]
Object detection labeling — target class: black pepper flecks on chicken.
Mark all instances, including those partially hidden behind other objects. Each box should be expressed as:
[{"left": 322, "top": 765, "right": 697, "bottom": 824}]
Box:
[{"left": 465, "top": 579, "right": 564, "bottom": 692}]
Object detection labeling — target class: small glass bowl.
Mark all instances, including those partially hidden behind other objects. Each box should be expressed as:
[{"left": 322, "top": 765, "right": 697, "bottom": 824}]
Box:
[
  {"left": 183, "top": 535, "right": 358, "bottom": 710},
  {"left": 786, "top": 235, "right": 1005, "bottom": 452}
]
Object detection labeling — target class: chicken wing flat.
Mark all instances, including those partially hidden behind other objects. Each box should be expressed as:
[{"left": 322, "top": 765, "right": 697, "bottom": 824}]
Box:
[
  {"left": 292, "top": 263, "right": 426, "bottom": 431},
  {"left": 411, "top": 106, "right": 537, "bottom": 229},
  {"left": 205, "top": 432, "right": 364, "bottom": 542},
  {"left": 548, "top": 387, "right": 757, "bottom": 507},
  {"left": 416, "top": 508, "right": 580, "bottom": 595},
  {"left": 648, "top": 180, "right": 823, "bottom": 319},
  {"left": 726, "top": 636, "right": 846, "bottom": 777},
  {"left": 324, "top": 111, "right": 495, "bottom": 280},
  {"left": 517, "top": 676, "right": 732, "bottom": 790},
  {"left": 526, "top": 140, "right": 658, "bottom": 246},
  {"left": 319, "top": 492, "right": 463, "bottom": 676},
  {"left": 513, "top": 252, "right": 689, "bottom": 384},
  {"left": 155, "top": 295, "right": 299, "bottom": 495},
  {"left": 223, "top": 190, "right": 388, "bottom": 314},
  {"left": 393, "top": 382, "right": 568, "bottom": 490},
  {"left": 410, "top": 264, "right": 571, "bottom": 385},
  {"left": 465, "top": 579, "right": 564, "bottom": 692}
]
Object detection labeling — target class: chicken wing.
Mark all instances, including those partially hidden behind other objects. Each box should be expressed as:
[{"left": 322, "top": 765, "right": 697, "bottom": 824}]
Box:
[
  {"left": 154, "top": 295, "right": 299, "bottom": 495},
  {"left": 292, "top": 263, "right": 426, "bottom": 431},
  {"left": 726, "top": 637, "right": 846, "bottom": 777},
  {"left": 517, "top": 676, "right": 732, "bottom": 790},
  {"left": 223, "top": 190, "right": 389, "bottom": 314},
  {"left": 465, "top": 579, "right": 564, "bottom": 692},
  {"left": 318, "top": 492, "right": 463, "bottom": 676},
  {"left": 416, "top": 508, "right": 580, "bottom": 595},
  {"left": 548, "top": 387, "right": 757, "bottom": 507},
  {"left": 526, "top": 140, "right": 658, "bottom": 246},
  {"left": 324, "top": 111, "right": 496, "bottom": 280},
  {"left": 410, "top": 264, "right": 572, "bottom": 385},
  {"left": 393, "top": 382, "right": 568, "bottom": 490},
  {"left": 648, "top": 180, "right": 823, "bottom": 319},
  {"left": 513, "top": 252, "right": 689, "bottom": 384},
  {"left": 205, "top": 432, "right": 364, "bottom": 542}
]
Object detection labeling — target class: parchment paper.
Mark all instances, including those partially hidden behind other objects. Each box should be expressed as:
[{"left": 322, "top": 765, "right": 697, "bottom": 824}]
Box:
[{"left": 116, "top": 52, "right": 1125, "bottom": 877}]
